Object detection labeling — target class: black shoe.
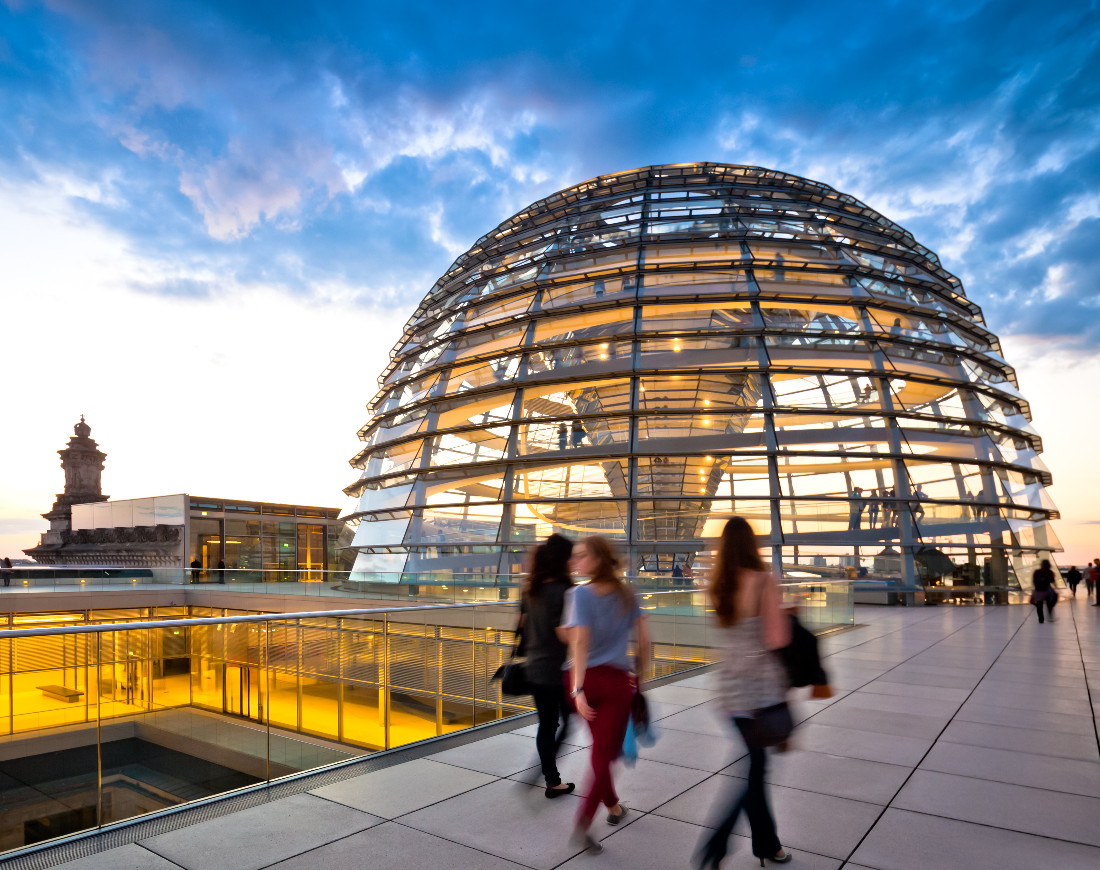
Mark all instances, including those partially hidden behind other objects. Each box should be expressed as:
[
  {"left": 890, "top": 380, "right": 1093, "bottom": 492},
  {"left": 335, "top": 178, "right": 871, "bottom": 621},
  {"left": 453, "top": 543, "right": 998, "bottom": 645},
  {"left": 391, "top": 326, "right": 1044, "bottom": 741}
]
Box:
[
  {"left": 759, "top": 849, "right": 793, "bottom": 865},
  {"left": 545, "top": 782, "right": 575, "bottom": 799},
  {"left": 694, "top": 840, "right": 726, "bottom": 870},
  {"left": 690, "top": 835, "right": 726, "bottom": 870},
  {"left": 606, "top": 804, "right": 628, "bottom": 825}
]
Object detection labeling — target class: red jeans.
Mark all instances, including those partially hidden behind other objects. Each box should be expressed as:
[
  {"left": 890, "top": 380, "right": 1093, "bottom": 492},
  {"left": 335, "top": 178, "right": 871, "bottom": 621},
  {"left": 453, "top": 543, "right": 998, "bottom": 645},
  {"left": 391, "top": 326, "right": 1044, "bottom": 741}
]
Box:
[{"left": 574, "top": 665, "right": 634, "bottom": 829}]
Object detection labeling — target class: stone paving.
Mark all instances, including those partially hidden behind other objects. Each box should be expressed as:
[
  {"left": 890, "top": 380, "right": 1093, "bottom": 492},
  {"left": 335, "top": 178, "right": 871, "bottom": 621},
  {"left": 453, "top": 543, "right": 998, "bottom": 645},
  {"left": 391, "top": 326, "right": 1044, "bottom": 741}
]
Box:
[{"left": 34, "top": 598, "right": 1100, "bottom": 870}]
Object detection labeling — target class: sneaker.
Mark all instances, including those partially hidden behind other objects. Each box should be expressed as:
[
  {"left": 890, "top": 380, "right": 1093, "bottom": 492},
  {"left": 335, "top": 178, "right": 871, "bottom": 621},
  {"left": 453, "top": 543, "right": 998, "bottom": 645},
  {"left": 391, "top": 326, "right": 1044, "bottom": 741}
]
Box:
[{"left": 571, "top": 828, "right": 603, "bottom": 854}]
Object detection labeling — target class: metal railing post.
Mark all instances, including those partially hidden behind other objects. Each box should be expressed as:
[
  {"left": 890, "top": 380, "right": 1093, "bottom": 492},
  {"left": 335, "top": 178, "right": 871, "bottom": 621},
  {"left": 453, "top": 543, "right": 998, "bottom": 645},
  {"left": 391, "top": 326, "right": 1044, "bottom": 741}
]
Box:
[
  {"left": 382, "top": 614, "right": 390, "bottom": 750},
  {"left": 95, "top": 632, "right": 103, "bottom": 830}
]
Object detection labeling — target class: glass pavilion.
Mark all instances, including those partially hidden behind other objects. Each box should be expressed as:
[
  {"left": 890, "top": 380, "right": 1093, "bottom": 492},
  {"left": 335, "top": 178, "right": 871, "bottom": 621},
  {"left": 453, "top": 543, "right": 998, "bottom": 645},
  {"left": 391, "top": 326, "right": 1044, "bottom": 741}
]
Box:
[{"left": 345, "top": 163, "right": 1059, "bottom": 594}]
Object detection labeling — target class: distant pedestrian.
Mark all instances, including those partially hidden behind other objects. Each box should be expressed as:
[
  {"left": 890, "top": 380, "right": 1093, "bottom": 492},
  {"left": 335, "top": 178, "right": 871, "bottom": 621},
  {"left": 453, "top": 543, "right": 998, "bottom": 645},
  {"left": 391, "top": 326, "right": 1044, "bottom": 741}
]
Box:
[
  {"left": 217, "top": 560, "right": 226, "bottom": 584},
  {"left": 672, "top": 563, "right": 684, "bottom": 580},
  {"left": 912, "top": 487, "right": 927, "bottom": 521},
  {"left": 848, "top": 487, "right": 864, "bottom": 530},
  {"left": 882, "top": 489, "right": 896, "bottom": 527},
  {"left": 1, "top": 557, "right": 12, "bottom": 587},
  {"left": 1031, "top": 559, "right": 1058, "bottom": 623},
  {"left": 571, "top": 418, "right": 587, "bottom": 448},
  {"left": 558, "top": 423, "right": 568, "bottom": 451},
  {"left": 519, "top": 534, "right": 575, "bottom": 800},
  {"left": 1088, "top": 560, "right": 1099, "bottom": 601},
  {"left": 1066, "top": 566, "right": 1081, "bottom": 597},
  {"left": 190, "top": 557, "right": 201, "bottom": 584},
  {"left": 867, "top": 489, "right": 880, "bottom": 528},
  {"left": 565, "top": 536, "right": 650, "bottom": 854}
]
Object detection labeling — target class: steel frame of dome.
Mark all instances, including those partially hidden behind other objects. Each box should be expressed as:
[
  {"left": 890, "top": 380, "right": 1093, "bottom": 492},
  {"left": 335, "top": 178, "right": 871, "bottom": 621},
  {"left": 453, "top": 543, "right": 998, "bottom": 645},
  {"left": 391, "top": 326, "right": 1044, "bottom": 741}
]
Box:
[{"left": 345, "top": 162, "right": 1060, "bottom": 591}]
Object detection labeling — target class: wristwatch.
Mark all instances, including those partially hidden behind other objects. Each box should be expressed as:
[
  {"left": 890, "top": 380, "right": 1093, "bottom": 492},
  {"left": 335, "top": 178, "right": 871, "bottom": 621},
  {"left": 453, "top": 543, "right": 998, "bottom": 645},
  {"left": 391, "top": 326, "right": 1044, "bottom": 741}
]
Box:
[{"left": 570, "top": 687, "right": 584, "bottom": 698}]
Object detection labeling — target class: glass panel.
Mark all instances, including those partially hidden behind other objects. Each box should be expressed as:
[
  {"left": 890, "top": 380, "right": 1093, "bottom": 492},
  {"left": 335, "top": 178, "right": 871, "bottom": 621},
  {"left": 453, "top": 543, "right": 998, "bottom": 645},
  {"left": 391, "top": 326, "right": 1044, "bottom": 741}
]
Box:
[
  {"left": 297, "top": 524, "right": 326, "bottom": 580},
  {"left": 153, "top": 495, "right": 186, "bottom": 525},
  {"left": 533, "top": 309, "right": 634, "bottom": 345},
  {"left": 638, "top": 414, "right": 762, "bottom": 441},
  {"left": 446, "top": 354, "right": 523, "bottom": 392},
  {"left": 223, "top": 536, "right": 261, "bottom": 570},
  {"left": 638, "top": 269, "right": 750, "bottom": 298},
  {"left": 541, "top": 275, "right": 638, "bottom": 309},
  {"left": 132, "top": 498, "right": 156, "bottom": 526},
  {"left": 526, "top": 341, "right": 631, "bottom": 377},
  {"left": 637, "top": 336, "right": 756, "bottom": 366},
  {"left": 518, "top": 416, "right": 630, "bottom": 455},
  {"left": 511, "top": 500, "right": 628, "bottom": 541},
  {"left": 415, "top": 505, "right": 504, "bottom": 543}
]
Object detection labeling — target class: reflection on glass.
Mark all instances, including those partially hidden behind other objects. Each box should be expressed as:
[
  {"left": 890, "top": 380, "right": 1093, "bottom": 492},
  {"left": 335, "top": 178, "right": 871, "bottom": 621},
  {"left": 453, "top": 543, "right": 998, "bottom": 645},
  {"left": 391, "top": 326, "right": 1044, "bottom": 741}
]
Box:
[{"left": 346, "top": 163, "right": 1059, "bottom": 587}]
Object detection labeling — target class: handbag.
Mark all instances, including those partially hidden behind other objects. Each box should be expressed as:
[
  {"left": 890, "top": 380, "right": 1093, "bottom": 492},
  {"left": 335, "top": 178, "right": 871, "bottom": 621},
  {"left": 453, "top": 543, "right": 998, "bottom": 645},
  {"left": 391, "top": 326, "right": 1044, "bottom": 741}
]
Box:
[
  {"left": 739, "top": 701, "right": 794, "bottom": 750},
  {"left": 494, "top": 660, "right": 529, "bottom": 696},
  {"left": 491, "top": 631, "right": 529, "bottom": 696},
  {"left": 1029, "top": 588, "right": 1055, "bottom": 605},
  {"left": 631, "top": 689, "right": 650, "bottom": 732},
  {"left": 630, "top": 688, "right": 658, "bottom": 747}
]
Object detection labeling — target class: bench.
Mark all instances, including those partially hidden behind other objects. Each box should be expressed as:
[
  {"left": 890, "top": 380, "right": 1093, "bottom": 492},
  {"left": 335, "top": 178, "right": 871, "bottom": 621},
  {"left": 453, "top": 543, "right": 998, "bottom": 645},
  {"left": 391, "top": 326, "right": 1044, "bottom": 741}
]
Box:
[{"left": 37, "top": 684, "right": 84, "bottom": 703}]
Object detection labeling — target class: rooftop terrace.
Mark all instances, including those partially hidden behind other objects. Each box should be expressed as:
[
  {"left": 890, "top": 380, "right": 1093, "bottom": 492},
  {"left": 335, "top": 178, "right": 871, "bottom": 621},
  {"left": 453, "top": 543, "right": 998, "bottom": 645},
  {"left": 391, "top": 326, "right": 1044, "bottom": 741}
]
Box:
[{"left": 7, "top": 597, "right": 1098, "bottom": 870}]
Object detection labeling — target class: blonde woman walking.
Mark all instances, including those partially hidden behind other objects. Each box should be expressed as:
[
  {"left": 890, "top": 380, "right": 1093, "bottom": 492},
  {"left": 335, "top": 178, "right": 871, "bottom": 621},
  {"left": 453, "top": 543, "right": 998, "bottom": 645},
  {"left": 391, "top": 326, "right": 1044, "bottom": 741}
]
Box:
[{"left": 565, "top": 536, "right": 650, "bottom": 854}]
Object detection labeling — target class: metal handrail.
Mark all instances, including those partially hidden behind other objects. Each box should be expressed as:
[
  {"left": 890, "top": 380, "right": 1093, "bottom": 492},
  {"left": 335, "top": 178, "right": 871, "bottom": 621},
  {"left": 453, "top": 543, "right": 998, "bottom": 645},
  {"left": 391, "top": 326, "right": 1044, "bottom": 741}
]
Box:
[
  {"left": 0, "top": 599, "right": 518, "bottom": 639},
  {"left": 0, "top": 586, "right": 735, "bottom": 639}
]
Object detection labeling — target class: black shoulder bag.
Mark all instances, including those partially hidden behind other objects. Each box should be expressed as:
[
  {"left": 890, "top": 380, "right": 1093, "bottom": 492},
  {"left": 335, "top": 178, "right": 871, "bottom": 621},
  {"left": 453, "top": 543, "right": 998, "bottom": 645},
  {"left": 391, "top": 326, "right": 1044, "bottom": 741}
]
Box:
[{"left": 492, "top": 626, "right": 530, "bottom": 697}]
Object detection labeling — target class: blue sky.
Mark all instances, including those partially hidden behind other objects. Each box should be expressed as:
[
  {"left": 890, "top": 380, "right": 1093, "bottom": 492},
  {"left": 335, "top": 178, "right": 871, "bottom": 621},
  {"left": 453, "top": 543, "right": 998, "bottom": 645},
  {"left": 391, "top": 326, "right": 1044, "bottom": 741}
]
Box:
[{"left": 2, "top": 0, "right": 1099, "bottom": 560}]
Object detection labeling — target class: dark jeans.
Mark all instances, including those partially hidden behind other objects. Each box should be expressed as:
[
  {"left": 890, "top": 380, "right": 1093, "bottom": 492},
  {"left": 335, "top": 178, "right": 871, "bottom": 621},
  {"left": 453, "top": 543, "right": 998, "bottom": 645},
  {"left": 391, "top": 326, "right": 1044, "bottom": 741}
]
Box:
[
  {"left": 1034, "top": 592, "right": 1056, "bottom": 622},
  {"left": 529, "top": 681, "right": 571, "bottom": 787},
  {"left": 699, "top": 718, "right": 782, "bottom": 863}
]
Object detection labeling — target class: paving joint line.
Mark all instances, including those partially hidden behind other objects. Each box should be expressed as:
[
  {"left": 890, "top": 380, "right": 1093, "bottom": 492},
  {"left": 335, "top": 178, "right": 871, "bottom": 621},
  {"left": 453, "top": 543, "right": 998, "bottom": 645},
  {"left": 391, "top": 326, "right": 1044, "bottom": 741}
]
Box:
[
  {"left": 835, "top": 605, "right": 1035, "bottom": 867},
  {"left": 863, "top": 802, "right": 1100, "bottom": 852},
  {"left": 1067, "top": 596, "right": 1100, "bottom": 757}
]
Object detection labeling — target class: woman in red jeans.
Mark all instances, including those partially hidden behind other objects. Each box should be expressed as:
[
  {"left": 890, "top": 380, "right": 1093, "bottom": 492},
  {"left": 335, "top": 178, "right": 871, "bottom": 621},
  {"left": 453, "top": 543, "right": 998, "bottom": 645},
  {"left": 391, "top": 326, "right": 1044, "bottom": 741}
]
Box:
[{"left": 565, "top": 536, "right": 651, "bottom": 854}]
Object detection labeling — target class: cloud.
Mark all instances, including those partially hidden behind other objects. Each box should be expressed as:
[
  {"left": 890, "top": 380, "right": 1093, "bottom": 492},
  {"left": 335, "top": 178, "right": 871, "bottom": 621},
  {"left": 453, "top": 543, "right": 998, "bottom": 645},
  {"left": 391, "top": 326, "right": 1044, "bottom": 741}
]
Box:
[
  {"left": 0, "top": 0, "right": 1098, "bottom": 346},
  {"left": 3, "top": 0, "right": 1099, "bottom": 564}
]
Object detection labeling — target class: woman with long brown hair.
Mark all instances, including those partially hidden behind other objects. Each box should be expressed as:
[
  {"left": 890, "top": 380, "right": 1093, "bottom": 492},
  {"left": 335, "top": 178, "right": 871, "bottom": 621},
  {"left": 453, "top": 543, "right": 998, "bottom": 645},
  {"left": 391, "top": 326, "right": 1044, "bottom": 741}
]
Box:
[
  {"left": 564, "top": 535, "right": 650, "bottom": 854},
  {"left": 697, "top": 517, "right": 792, "bottom": 868},
  {"left": 518, "top": 533, "right": 576, "bottom": 797}
]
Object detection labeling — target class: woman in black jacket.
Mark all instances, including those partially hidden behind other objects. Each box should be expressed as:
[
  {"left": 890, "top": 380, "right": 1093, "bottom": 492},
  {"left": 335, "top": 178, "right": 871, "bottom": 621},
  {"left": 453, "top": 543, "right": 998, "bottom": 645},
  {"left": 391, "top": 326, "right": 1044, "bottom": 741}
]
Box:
[
  {"left": 1031, "top": 559, "right": 1058, "bottom": 623},
  {"left": 519, "top": 534, "right": 576, "bottom": 797}
]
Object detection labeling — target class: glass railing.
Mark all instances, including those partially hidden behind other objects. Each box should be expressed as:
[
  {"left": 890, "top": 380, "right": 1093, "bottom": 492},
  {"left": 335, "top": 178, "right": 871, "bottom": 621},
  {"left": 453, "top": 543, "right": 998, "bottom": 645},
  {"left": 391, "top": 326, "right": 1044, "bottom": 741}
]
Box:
[
  {"left": 781, "top": 578, "right": 855, "bottom": 633},
  {"left": 4, "top": 587, "right": 800, "bottom": 858},
  {"left": 2, "top": 567, "right": 857, "bottom": 607}
]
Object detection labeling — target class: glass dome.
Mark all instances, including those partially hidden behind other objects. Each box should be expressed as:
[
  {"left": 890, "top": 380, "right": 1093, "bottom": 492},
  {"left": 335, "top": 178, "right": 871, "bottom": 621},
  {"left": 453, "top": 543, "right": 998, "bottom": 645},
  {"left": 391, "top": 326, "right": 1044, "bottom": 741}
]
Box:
[{"left": 345, "top": 163, "right": 1060, "bottom": 593}]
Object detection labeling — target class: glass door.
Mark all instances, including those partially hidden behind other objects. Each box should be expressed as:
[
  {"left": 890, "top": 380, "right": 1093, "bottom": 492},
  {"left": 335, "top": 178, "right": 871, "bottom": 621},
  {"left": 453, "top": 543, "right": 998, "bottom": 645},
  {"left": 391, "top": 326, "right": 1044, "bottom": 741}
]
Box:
[{"left": 223, "top": 665, "right": 261, "bottom": 719}]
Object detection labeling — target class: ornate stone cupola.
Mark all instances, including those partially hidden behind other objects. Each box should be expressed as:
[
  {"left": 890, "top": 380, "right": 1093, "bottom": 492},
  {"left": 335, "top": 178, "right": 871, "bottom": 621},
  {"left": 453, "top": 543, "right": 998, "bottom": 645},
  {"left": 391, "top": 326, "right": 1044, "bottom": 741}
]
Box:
[{"left": 24, "top": 416, "right": 110, "bottom": 559}]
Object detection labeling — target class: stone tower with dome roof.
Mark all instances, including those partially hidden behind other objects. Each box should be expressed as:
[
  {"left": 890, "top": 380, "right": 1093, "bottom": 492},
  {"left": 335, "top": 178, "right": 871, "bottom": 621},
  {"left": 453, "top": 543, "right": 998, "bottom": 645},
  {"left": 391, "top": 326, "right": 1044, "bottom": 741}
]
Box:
[{"left": 24, "top": 416, "right": 110, "bottom": 561}]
